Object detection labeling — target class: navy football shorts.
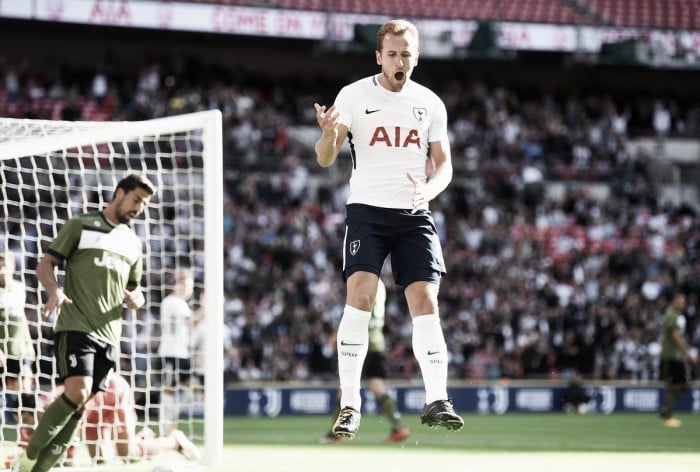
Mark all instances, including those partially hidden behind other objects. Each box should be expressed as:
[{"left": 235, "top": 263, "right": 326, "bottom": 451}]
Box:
[{"left": 343, "top": 203, "right": 446, "bottom": 288}]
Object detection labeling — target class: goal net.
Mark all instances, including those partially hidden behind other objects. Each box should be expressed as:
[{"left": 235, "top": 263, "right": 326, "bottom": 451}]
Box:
[{"left": 0, "top": 111, "right": 224, "bottom": 468}]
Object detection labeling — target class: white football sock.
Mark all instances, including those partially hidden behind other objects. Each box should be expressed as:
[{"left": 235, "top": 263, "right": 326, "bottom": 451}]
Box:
[
  {"left": 412, "top": 314, "right": 449, "bottom": 404},
  {"left": 337, "top": 305, "right": 371, "bottom": 410}
]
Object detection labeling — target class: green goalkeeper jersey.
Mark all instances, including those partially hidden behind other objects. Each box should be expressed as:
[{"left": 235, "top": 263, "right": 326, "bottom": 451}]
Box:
[{"left": 47, "top": 212, "right": 144, "bottom": 346}]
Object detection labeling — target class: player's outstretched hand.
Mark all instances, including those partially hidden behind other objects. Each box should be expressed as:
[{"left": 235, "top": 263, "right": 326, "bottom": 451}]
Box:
[
  {"left": 314, "top": 103, "right": 339, "bottom": 135},
  {"left": 41, "top": 289, "right": 73, "bottom": 318}
]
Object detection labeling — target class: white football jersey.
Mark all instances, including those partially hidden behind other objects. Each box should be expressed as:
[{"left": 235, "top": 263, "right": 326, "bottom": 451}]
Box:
[
  {"left": 158, "top": 293, "right": 192, "bottom": 359},
  {"left": 334, "top": 74, "right": 449, "bottom": 209}
]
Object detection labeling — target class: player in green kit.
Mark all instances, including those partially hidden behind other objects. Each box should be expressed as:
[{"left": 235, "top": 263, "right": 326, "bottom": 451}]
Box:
[
  {"left": 13, "top": 174, "right": 155, "bottom": 472},
  {"left": 659, "top": 291, "right": 698, "bottom": 428}
]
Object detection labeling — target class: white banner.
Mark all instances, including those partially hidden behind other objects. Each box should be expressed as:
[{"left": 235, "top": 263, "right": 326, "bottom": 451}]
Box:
[
  {"left": 0, "top": 0, "right": 32, "bottom": 18},
  {"left": 498, "top": 21, "right": 700, "bottom": 56},
  {"left": 3, "top": 0, "right": 700, "bottom": 57},
  {"left": 31, "top": 0, "right": 330, "bottom": 37},
  {"left": 498, "top": 23, "right": 579, "bottom": 51}
]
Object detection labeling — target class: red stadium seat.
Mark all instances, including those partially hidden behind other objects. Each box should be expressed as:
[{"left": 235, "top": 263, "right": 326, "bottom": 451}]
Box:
[
  {"left": 581, "top": 0, "right": 700, "bottom": 29},
  {"left": 180, "top": 0, "right": 700, "bottom": 29},
  {"left": 179, "top": 0, "right": 590, "bottom": 24}
]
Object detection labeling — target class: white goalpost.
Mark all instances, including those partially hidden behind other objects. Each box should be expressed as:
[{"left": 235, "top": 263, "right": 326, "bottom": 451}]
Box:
[{"left": 0, "top": 110, "right": 224, "bottom": 468}]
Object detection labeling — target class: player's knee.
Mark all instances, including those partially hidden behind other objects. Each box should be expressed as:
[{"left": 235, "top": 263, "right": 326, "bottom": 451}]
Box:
[
  {"left": 63, "top": 386, "right": 92, "bottom": 406},
  {"left": 347, "top": 293, "right": 374, "bottom": 311}
]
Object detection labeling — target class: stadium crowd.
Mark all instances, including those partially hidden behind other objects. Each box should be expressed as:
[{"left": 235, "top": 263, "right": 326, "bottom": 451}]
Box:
[{"left": 1, "top": 53, "right": 699, "bottom": 385}]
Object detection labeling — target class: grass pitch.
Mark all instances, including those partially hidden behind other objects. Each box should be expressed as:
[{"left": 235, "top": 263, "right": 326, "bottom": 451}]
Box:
[
  {"left": 223, "top": 413, "right": 700, "bottom": 472},
  {"left": 3, "top": 413, "right": 699, "bottom": 471},
  {"left": 230, "top": 412, "right": 700, "bottom": 452}
]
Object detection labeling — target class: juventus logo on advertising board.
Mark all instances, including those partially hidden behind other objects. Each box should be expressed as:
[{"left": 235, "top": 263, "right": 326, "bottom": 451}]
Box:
[
  {"left": 413, "top": 107, "right": 427, "bottom": 123},
  {"left": 349, "top": 240, "right": 361, "bottom": 256}
]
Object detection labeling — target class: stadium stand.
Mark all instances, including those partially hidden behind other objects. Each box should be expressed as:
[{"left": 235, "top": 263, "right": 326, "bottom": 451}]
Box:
[
  {"left": 1, "top": 48, "right": 697, "bottom": 386},
  {"left": 182, "top": 0, "right": 700, "bottom": 28},
  {"left": 185, "top": 0, "right": 587, "bottom": 24},
  {"left": 580, "top": 0, "right": 700, "bottom": 30}
]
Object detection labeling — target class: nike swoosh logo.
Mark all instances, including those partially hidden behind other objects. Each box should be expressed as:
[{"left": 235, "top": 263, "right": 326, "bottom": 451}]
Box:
[
  {"left": 365, "top": 109, "right": 380, "bottom": 114},
  {"left": 427, "top": 350, "right": 440, "bottom": 355},
  {"left": 340, "top": 340, "right": 364, "bottom": 346}
]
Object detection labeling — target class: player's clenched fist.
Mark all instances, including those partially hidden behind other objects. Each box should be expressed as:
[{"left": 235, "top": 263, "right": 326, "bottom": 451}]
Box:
[{"left": 123, "top": 289, "right": 145, "bottom": 309}]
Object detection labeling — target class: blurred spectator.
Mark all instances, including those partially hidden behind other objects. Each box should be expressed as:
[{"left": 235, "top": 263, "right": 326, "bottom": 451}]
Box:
[
  {"left": 562, "top": 370, "right": 592, "bottom": 414},
  {"left": 0, "top": 56, "right": 698, "bottom": 386}
]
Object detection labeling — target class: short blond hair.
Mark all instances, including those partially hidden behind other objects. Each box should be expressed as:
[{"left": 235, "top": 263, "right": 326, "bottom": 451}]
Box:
[{"left": 376, "top": 19, "right": 420, "bottom": 51}]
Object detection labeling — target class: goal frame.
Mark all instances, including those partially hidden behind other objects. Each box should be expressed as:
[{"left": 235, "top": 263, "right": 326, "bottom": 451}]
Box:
[{"left": 0, "top": 110, "right": 225, "bottom": 467}]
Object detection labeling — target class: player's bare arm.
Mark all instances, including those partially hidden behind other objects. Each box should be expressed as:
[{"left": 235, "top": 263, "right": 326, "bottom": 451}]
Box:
[
  {"left": 23, "top": 320, "right": 36, "bottom": 360},
  {"left": 671, "top": 328, "right": 698, "bottom": 364},
  {"left": 407, "top": 140, "right": 453, "bottom": 212},
  {"left": 36, "top": 252, "right": 73, "bottom": 318},
  {"left": 192, "top": 292, "right": 206, "bottom": 325},
  {"left": 314, "top": 103, "right": 348, "bottom": 167}
]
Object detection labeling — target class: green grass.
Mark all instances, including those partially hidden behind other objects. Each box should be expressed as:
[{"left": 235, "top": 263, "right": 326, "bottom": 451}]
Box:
[
  {"left": 4, "top": 413, "right": 700, "bottom": 471},
  {"left": 223, "top": 413, "right": 700, "bottom": 472},
  {"left": 229, "top": 412, "right": 700, "bottom": 453}
]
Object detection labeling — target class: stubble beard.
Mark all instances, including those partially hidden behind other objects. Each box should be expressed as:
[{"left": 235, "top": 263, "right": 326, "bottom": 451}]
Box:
[
  {"left": 383, "top": 70, "right": 407, "bottom": 92},
  {"left": 116, "top": 208, "right": 133, "bottom": 225}
]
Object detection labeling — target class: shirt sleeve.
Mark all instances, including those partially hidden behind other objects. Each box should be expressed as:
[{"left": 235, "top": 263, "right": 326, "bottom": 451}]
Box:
[
  {"left": 128, "top": 251, "right": 143, "bottom": 286},
  {"left": 47, "top": 218, "right": 82, "bottom": 260},
  {"left": 334, "top": 85, "right": 354, "bottom": 130},
  {"left": 428, "top": 95, "right": 449, "bottom": 144}
]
